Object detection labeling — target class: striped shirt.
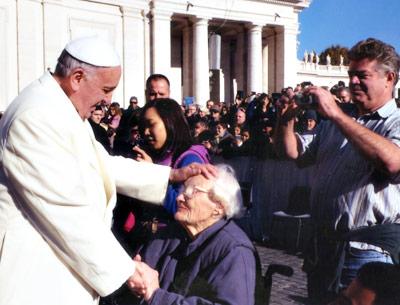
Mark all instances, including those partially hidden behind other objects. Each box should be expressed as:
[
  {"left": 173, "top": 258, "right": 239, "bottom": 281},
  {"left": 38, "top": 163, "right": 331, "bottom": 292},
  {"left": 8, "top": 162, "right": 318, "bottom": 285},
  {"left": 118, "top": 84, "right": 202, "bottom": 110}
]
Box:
[{"left": 298, "top": 99, "right": 400, "bottom": 250}]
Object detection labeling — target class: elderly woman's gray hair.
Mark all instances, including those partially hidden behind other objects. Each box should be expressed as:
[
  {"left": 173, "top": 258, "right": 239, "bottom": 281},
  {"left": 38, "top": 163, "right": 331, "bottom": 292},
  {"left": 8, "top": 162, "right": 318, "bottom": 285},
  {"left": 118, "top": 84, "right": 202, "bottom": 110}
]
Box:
[{"left": 210, "top": 164, "right": 244, "bottom": 219}]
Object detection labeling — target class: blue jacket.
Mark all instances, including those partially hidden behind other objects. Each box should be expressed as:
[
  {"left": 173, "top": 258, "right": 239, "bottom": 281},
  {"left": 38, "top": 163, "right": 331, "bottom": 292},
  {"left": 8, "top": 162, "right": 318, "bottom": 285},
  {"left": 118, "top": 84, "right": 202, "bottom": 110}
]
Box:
[
  {"left": 140, "top": 219, "right": 256, "bottom": 305},
  {"left": 164, "top": 145, "right": 210, "bottom": 214}
]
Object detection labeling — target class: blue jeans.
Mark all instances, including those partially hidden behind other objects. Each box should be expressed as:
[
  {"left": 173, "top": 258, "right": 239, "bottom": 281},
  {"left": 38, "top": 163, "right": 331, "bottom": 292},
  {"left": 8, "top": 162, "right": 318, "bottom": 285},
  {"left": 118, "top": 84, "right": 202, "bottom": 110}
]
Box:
[
  {"left": 306, "top": 239, "right": 394, "bottom": 304},
  {"left": 340, "top": 247, "right": 393, "bottom": 288}
]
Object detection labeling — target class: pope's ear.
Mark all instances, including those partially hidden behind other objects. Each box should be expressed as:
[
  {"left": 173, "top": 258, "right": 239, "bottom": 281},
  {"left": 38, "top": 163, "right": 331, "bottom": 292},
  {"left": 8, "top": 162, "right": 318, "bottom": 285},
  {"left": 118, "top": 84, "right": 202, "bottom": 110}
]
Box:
[{"left": 70, "top": 68, "right": 85, "bottom": 91}]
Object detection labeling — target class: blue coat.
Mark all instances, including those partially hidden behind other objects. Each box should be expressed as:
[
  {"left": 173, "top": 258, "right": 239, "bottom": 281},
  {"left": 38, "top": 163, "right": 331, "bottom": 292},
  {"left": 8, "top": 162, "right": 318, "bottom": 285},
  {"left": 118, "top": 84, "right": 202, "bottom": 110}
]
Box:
[{"left": 140, "top": 219, "right": 256, "bottom": 305}]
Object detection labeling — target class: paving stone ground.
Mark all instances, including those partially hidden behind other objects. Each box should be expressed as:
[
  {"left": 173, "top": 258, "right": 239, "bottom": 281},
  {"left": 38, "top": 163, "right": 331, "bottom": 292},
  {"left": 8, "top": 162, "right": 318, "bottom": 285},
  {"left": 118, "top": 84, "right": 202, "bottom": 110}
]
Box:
[{"left": 255, "top": 243, "right": 312, "bottom": 305}]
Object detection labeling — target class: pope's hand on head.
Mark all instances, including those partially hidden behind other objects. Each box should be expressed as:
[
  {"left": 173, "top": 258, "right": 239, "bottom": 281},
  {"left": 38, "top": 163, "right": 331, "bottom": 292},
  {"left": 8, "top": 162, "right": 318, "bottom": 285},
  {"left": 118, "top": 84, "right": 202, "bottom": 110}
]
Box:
[{"left": 169, "top": 163, "right": 217, "bottom": 183}]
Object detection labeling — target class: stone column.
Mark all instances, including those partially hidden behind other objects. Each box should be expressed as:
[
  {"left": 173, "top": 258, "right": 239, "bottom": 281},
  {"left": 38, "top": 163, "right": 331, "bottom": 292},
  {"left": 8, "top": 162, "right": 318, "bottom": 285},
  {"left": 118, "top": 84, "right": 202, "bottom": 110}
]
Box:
[
  {"left": 234, "top": 28, "right": 245, "bottom": 94},
  {"left": 182, "top": 24, "right": 192, "bottom": 97},
  {"left": 262, "top": 38, "right": 269, "bottom": 94},
  {"left": 192, "top": 17, "right": 210, "bottom": 107},
  {"left": 17, "top": 0, "right": 43, "bottom": 91},
  {"left": 143, "top": 10, "right": 151, "bottom": 83},
  {"left": 247, "top": 24, "right": 263, "bottom": 94},
  {"left": 266, "top": 30, "right": 276, "bottom": 93},
  {"left": 1, "top": 0, "right": 18, "bottom": 110},
  {"left": 274, "top": 27, "right": 284, "bottom": 91},
  {"left": 281, "top": 25, "right": 298, "bottom": 88},
  {"left": 151, "top": 10, "right": 172, "bottom": 77},
  {"left": 121, "top": 6, "right": 146, "bottom": 106},
  {"left": 42, "top": 0, "right": 69, "bottom": 71}
]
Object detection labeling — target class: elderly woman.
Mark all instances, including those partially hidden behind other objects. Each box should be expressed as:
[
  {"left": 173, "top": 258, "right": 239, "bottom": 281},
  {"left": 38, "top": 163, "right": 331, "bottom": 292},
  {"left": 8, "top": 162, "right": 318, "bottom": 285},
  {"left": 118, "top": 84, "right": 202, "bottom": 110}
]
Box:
[{"left": 115, "top": 164, "right": 256, "bottom": 305}]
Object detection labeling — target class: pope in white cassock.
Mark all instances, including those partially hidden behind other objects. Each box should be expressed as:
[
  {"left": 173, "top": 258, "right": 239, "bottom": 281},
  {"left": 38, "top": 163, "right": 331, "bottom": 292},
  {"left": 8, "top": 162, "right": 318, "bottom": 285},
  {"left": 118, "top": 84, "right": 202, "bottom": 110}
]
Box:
[{"left": 0, "top": 36, "right": 213, "bottom": 305}]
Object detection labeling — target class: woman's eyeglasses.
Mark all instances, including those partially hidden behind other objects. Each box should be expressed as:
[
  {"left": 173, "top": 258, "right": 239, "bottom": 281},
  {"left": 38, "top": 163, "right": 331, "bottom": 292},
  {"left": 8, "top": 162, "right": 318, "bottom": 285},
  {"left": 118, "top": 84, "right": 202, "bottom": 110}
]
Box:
[{"left": 179, "top": 185, "right": 210, "bottom": 200}]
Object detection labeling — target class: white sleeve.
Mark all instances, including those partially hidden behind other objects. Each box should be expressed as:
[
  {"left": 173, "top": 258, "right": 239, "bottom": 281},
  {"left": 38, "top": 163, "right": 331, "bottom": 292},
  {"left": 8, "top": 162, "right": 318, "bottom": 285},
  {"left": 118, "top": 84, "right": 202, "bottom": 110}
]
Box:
[{"left": 3, "top": 110, "right": 135, "bottom": 296}]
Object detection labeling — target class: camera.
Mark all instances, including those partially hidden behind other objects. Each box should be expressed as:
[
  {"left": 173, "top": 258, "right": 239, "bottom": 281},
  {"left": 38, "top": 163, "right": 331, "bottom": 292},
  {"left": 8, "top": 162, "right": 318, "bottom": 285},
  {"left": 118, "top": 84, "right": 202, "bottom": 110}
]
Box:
[{"left": 294, "top": 93, "right": 317, "bottom": 108}]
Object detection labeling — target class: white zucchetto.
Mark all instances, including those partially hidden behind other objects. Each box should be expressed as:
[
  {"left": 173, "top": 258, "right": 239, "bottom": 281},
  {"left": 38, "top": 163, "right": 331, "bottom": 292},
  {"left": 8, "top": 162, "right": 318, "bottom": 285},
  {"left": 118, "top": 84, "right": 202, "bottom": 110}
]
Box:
[{"left": 64, "top": 36, "right": 120, "bottom": 67}]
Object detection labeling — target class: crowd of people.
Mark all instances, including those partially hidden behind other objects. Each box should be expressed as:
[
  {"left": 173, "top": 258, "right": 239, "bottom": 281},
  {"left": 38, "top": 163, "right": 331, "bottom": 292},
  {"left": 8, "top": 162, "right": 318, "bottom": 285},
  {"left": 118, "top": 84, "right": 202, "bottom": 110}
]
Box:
[
  {"left": 1, "top": 34, "right": 400, "bottom": 305},
  {"left": 91, "top": 82, "right": 329, "bottom": 162}
]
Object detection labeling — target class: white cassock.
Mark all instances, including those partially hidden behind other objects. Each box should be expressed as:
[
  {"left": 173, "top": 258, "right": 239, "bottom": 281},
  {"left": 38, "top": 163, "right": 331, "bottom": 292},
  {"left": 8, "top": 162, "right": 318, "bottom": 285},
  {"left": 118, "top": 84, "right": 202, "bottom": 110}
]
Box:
[{"left": 0, "top": 71, "right": 170, "bottom": 305}]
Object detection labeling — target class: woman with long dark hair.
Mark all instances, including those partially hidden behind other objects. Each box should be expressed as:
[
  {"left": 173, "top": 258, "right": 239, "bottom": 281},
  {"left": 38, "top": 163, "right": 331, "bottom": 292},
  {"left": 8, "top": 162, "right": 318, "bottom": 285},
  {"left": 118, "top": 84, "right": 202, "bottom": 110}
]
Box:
[
  {"left": 112, "top": 98, "right": 210, "bottom": 252},
  {"left": 133, "top": 98, "right": 210, "bottom": 213}
]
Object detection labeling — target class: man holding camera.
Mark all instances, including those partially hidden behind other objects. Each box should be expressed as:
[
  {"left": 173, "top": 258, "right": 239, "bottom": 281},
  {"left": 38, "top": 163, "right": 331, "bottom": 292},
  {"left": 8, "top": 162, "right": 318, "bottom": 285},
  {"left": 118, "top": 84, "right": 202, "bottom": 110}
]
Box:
[{"left": 274, "top": 38, "right": 400, "bottom": 303}]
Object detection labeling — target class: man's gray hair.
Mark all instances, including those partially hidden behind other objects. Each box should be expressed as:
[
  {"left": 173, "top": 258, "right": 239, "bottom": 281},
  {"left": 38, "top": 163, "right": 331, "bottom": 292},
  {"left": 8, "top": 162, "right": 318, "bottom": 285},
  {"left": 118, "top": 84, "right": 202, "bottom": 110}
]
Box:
[
  {"left": 54, "top": 49, "right": 96, "bottom": 78},
  {"left": 348, "top": 38, "right": 400, "bottom": 85},
  {"left": 210, "top": 164, "right": 244, "bottom": 219}
]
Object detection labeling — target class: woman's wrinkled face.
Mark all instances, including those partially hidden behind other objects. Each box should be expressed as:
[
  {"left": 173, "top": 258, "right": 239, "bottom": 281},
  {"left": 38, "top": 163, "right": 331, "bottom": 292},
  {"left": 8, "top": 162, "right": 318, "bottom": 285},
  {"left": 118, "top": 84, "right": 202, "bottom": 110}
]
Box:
[
  {"left": 143, "top": 107, "right": 167, "bottom": 150},
  {"left": 175, "top": 175, "right": 223, "bottom": 236}
]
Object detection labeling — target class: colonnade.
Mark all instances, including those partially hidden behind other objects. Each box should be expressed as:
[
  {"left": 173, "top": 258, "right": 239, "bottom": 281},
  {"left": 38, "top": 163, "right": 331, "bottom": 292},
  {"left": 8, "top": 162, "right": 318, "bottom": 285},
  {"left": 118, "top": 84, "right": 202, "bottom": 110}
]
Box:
[
  {"left": 0, "top": 0, "right": 303, "bottom": 111},
  {"left": 150, "top": 10, "right": 298, "bottom": 106}
]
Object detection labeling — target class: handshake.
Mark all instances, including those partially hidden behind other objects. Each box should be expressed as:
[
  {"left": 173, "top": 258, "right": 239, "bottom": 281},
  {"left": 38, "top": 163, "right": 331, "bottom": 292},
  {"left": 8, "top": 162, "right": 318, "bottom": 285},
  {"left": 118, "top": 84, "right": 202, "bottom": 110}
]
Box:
[{"left": 126, "top": 255, "right": 159, "bottom": 301}]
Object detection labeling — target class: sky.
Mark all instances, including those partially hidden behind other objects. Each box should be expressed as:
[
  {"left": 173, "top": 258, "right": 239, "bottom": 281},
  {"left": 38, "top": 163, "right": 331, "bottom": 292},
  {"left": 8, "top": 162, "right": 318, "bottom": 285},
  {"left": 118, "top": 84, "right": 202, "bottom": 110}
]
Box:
[{"left": 297, "top": 0, "right": 400, "bottom": 59}]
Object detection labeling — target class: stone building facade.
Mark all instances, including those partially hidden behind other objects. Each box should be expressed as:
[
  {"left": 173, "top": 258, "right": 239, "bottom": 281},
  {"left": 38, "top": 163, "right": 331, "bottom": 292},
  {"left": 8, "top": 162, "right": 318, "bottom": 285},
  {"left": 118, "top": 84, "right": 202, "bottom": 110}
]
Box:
[{"left": 1, "top": 0, "right": 311, "bottom": 110}]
